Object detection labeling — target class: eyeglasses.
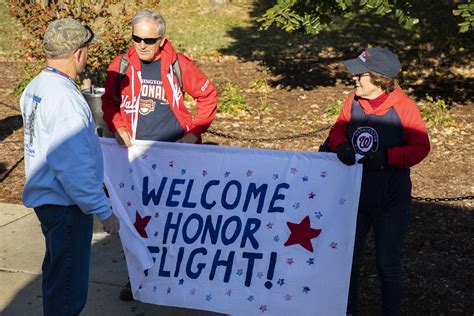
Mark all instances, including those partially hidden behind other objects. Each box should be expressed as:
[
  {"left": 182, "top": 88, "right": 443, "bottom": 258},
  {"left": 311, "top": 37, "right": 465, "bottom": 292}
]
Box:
[
  {"left": 355, "top": 73, "right": 370, "bottom": 80},
  {"left": 132, "top": 35, "right": 161, "bottom": 45}
]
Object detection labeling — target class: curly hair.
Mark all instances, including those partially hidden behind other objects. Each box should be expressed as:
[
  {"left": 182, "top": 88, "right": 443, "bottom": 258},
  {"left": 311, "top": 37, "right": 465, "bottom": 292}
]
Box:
[{"left": 369, "top": 71, "right": 399, "bottom": 92}]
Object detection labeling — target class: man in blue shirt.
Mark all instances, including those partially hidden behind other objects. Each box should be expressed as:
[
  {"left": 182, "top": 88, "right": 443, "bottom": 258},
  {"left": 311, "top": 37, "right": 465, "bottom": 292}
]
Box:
[{"left": 20, "top": 18, "right": 119, "bottom": 316}]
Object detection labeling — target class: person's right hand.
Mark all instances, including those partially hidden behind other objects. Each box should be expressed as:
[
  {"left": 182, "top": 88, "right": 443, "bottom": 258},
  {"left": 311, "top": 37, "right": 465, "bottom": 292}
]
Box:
[
  {"left": 101, "top": 213, "right": 120, "bottom": 234},
  {"left": 114, "top": 127, "right": 132, "bottom": 147},
  {"left": 336, "top": 142, "right": 356, "bottom": 166}
]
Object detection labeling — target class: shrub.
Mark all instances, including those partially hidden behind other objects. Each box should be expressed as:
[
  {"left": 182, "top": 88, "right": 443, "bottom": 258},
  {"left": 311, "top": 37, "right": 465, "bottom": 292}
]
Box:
[
  {"left": 7, "top": 0, "right": 161, "bottom": 91},
  {"left": 420, "top": 94, "right": 454, "bottom": 128},
  {"left": 219, "top": 82, "right": 249, "bottom": 116},
  {"left": 325, "top": 99, "right": 343, "bottom": 120}
]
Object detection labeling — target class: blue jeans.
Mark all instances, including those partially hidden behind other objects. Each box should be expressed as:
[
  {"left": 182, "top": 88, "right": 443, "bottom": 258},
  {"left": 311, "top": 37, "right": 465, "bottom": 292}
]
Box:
[
  {"left": 346, "top": 206, "right": 411, "bottom": 316},
  {"left": 34, "top": 205, "right": 93, "bottom": 316}
]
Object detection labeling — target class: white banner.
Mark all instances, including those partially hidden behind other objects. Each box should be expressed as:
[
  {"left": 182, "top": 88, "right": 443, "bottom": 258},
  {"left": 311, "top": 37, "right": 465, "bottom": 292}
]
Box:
[{"left": 100, "top": 138, "right": 362, "bottom": 315}]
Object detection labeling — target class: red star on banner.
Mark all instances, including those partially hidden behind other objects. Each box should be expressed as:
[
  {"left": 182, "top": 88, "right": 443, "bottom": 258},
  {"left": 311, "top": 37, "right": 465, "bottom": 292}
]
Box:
[
  {"left": 284, "top": 216, "right": 321, "bottom": 252},
  {"left": 134, "top": 211, "right": 151, "bottom": 238}
]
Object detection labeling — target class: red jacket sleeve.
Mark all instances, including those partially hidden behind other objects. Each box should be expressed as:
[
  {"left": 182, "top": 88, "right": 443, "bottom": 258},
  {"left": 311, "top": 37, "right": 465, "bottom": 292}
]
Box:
[
  {"left": 388, "top": 99, "right": 430, "bottom": 168},
  {"left": 179, "top": 54, "right": 217, "bottom": 137},
  {"left": 101, "top": 54, "right": 126, "bottom": 134},
  {"left": 328, "top": 95, "right": 354, "bottom": 151}
]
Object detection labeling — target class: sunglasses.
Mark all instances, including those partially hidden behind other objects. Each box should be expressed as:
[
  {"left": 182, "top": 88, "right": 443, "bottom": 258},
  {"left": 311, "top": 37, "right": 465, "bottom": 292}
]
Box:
[{"left": 132, "top": 35, "right": 161, "bottom": 45}]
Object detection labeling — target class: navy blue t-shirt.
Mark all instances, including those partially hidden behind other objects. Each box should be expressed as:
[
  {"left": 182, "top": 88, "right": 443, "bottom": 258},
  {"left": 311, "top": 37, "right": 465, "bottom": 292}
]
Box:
[{"left": 135, "top": 59, "right": 183, "bottom": 141}]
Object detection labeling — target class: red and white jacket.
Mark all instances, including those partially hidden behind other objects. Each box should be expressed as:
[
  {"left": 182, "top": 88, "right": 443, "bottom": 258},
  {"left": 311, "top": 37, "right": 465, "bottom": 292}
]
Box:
[{"left": 101, "top": 40, "right": 217, "bottom": 141}]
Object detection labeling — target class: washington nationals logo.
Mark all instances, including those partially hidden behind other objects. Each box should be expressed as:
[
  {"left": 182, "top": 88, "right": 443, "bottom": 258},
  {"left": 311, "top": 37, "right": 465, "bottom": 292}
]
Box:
[
  {"left": 139, "top": 99, "right": 156, "bottom": 115},
  {"left": 352, "top": 126, "right": 379, "bottom": 154}
]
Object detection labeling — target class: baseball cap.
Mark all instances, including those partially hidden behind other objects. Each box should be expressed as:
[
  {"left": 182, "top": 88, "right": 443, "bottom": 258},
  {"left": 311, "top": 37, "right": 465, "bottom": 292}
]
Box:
[
  {"left": 43, "top": 18, "right": 98, "bottom": 57},
  {"left": 343, "top": 47, "right": 401, "bottom": 78}
]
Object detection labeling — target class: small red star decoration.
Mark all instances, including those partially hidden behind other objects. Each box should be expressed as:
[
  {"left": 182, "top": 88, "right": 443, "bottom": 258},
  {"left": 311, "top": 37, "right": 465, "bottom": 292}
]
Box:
[
  {"left": 134, "top": 211, "right": 151, "bottom": 238},
  {"left": 284, "top": 216, "right": 321, "bottom": 252}
]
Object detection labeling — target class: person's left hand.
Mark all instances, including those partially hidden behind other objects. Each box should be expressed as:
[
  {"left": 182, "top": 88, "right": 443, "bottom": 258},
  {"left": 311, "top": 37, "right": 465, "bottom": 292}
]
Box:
[
  {"left": 358, "top": 150, "right": 387, "bottom": 170},
  {"left": 177, "top": 133, "right": 198, "bottom": 144}
]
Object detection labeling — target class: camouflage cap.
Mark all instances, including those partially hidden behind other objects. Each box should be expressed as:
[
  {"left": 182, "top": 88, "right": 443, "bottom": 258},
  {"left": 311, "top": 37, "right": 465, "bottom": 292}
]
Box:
[{"left": 43, "top": 18, "right": 98, "bottom": 57}]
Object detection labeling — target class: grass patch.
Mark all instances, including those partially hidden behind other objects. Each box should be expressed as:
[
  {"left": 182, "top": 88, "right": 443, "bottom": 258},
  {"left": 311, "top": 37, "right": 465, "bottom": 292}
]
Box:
[
  {"left": 0, "top": 0, "right": 20, "bottom": 58},
  {"left": 159, "top": 0, "right": 251, "bottom": 58}
]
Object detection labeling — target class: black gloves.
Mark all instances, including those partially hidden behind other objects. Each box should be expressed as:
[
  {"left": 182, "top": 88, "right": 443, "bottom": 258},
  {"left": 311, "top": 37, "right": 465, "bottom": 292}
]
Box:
[
  {"left": 358, "top": 150, "right": 387, "bottom": 170},
  {"left": 336, "top": 142, "right": 356, "bottom": 166}
]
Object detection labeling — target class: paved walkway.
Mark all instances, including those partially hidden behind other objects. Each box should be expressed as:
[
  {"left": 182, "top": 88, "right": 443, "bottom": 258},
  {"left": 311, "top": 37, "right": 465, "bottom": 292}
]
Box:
[{"left": 0, "top": 203, "right": 220, "bottom": 315}]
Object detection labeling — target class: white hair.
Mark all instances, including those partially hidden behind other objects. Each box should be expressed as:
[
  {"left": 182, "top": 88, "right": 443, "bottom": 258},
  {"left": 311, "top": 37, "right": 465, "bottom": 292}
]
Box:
[{"left": 131, "top": 10, "right": 166, "bottom": 37}]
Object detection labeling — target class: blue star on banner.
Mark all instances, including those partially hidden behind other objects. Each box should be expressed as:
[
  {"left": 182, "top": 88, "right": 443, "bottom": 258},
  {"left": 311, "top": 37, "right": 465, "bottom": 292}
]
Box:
[
  {"left": 224, "top": 171, "right": 230, "bottom": 178},
  {"left": 179, "top": 279, "right": 184, "bottom": 285},
  {"left": 277, "top": 279, "right": 285, "bottom": 286},
  {"left": 259, "top": 304, "right": 268, "bottom": 312},
  {"left": 330, "top": 242, "right": 338, "bottom": 249},
  {"left": 292, "top": 202, "right": 300, "bottom": 210},
  {"left": 266, "top": 222, "right": 273, "bottom": 229},
  {"left": 308, "top": 192, "right": 316, "bottom": 199},
  {"left": 257, "top": 272, "right": 264, "bottom": 279},
  {"left": 181, "top": 169, "right": 187, "bottom": 175},
  {"left": 314, "top": 211, "right": 323, "bottom": 219},
  {"left": 320, "top": 171, "right": 328, "bottom": 177},
  {"left": 167, "top": 287, "right": 171, "bottom": 294},
  {"left": 226, "top": 289, "right": 232, "bottom": 296},
  {"left": 302, "top": 176, "right": 309, "bottom": 182},
  {"left": 247, "top": 296, "right": 254, "bottom": 302},
  {"left": 290, "top": 168, "right": 298, "bottom": 174},
  {"left": 141, "top": 154, "right": 148, "bottom": 159},
  {"left": 202, "top": 170, "right": 208, "bottom": 176},
  {"left": 236, "top": 269, "right": 243, "bottom": 276},
  {"left": 307, "top": 258, "right": 315, "bottom": 265},
  {"left": 287, "top": 258, "right": 294, "bottom": 265},
  {"left": 303, "top": 286, "right": 311, "bottom": 293},
  {"left": 153, "top": 285, "right": 157, "bottom": 292},
  {"left": 272, "top": 174, "right": 279, "bottom": 180},
  {"left": 273, "top": 235, "right": 280, "bottom": 242},
  {"left": 169, "top": 161, "right": 174, "bottom": 167},
  {"left": 206, "top": 294, "right": 212, "bottom": 301},
  {"left": 119, "top": 182, "right": 124, "bottom": 188},
  {"left": 152, "top": 163, "right": 157, "bottom": 170},
  {"left": 126, "top": 201, "right": 131, "bottom": 207},
  {"left": 339, "top": 198, "right": 346, "bottom": 205},
  {"left": 284, "top": 294, "right": 292, "bottom": 301},
  {"left": 246, "top": 170, "right": 253, "bottom": 177},
  {"left": 131, "top": 185, "right": 135, "bottom": 191}
]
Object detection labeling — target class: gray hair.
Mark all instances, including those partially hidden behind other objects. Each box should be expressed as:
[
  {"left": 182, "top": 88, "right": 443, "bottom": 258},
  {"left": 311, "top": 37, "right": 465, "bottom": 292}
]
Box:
[{"left": 131, "top": 10, "right": 166, "bottom": 37}]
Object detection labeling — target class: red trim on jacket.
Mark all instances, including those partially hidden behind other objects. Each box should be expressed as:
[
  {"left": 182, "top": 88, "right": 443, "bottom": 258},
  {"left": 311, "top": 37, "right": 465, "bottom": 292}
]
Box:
[
  {"left": 101, "top": 40, "right": 217, "bottom": 140},
  {"left": 328, "top": 87, "right": 430, "bottom": 168}
]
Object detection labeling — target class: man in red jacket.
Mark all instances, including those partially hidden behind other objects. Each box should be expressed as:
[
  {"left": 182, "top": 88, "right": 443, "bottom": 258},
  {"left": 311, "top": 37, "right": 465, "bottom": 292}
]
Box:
[
  {"left": 102, "top": 10, "right": 217, "bottom": 146},
  {"left": 101, "top": 10, "right": 217, "bottom": 300},
  {"left": 327, "top": 47, "right": 430, "bottom": 316}
]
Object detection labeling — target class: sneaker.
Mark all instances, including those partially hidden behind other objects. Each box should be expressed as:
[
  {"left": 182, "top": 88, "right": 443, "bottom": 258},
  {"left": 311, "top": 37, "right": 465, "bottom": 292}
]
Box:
[{"left": 119, "top": 281, "right": 134, "bottom": 301}]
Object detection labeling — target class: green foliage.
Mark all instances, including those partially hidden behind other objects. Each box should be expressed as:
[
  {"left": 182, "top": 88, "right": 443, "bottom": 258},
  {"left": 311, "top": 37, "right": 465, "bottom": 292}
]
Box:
[
  {"left": 249, "top": 67, "right": 272, "bottom": 113},
  {"left": 258, "top": 0, "right": 419, "bottom": 35},
  {"left": 453, "top": 1, "right": 474, "bottom": 33},
  {"left": 325, "top": 99, "right": 343, "bottom": 120},
  {"left": 420, "top": 95, "right": 454, "bottom": 128},
  {"left": 219, "top": 82, "right": 250, "bottom": 116}
]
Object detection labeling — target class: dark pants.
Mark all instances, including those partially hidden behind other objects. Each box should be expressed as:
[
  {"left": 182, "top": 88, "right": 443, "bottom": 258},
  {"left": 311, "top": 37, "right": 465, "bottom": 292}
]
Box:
[
  {"left": 346, "top": 206, "right": 411, "bottom": 316},
  {"left": 34, "top": 204, "right": 93, "bottom": 316}
]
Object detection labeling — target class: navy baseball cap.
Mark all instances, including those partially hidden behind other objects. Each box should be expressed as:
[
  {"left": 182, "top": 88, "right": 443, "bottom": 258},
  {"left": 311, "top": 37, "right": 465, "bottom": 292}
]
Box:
[{"left": 343, "top": 47, "right": 401, "bottom": 78}]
